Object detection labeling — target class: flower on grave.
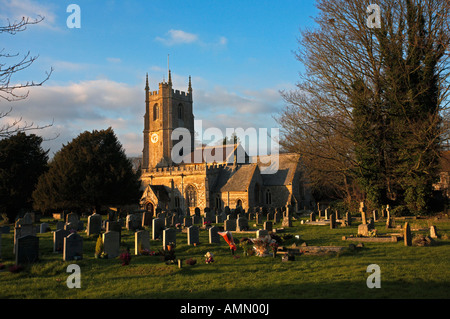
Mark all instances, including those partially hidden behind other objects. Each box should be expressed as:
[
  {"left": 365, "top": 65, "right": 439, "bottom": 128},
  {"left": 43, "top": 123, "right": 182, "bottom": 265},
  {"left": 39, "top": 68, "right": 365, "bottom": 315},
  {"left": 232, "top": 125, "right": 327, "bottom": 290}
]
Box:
[
  {"left": 269, "top": 241, "right": 279, "bottom": 257},
  {"left": 119, "top": 250, "right": 132, "bottom": 266},
  {"left": 251, "top": 235, "right": 272, "bottom": 257},
  {"left": 204, "top": 252, "right": 214, "bottom": 264}
]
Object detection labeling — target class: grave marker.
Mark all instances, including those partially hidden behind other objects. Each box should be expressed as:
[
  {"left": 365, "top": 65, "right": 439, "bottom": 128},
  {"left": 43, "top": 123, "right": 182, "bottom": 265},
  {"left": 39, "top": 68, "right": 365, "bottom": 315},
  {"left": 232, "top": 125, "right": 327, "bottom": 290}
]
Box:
[
  {"left": 135, "top": 230, "right": 150, "bottom": 255},
  {"left": 187, "top": 226, "right": 199, "bottom": 245},
  {"left": 103, "top": 231, "right": 120, "bottom": 258},
  {"left": 63, "top": 232, "right": 83, "bottom": 261},
  {"left": 163, "top": 228, "right": 177, "bottom": 250},
  {"left": 15, "top": 235, "right": 39, "bottom": 264}
]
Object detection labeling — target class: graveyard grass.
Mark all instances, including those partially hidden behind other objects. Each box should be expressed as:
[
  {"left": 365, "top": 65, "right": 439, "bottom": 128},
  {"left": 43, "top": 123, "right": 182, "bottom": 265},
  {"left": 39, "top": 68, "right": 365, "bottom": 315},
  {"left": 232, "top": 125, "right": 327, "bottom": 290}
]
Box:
[{"left": 1, "top": 216, "right": 449, "bottom": 299}]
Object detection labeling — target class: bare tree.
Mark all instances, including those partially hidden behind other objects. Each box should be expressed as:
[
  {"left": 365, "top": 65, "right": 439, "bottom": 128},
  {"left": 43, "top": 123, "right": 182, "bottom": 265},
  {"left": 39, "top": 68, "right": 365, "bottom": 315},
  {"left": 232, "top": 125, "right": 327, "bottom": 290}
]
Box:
[
  {"left": 0, "top": 15, "right": 53, "bottom": 138},
  {"left": 276, "top": 0, "right": 450, "bottom": 210}
]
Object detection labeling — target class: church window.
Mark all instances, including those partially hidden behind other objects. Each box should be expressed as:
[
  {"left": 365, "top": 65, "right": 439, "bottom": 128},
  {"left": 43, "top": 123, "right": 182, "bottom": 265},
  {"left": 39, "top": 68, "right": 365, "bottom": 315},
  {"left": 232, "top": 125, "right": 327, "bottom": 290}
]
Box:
[
  {"left": 153, "top": 104, "right": 159, "bottom": 121},
  {"left": 265, "top": 189, "right": 272, "bottom": 205},
  {"left": 185, "top": 185, "right": 197, "bottom": 208},
  {"left": 254, "top": 183, "right": 260, "bottom": 204},
  {"left": 178, "top": 103, "right": 183, "bottom": 119}
]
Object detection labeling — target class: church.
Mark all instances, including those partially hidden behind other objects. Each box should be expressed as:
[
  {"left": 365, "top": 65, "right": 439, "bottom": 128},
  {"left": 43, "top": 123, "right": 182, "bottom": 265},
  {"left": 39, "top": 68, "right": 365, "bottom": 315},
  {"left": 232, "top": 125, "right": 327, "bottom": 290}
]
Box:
[{"left": 139, "top": 70, "right": 313, "bottom": 215}]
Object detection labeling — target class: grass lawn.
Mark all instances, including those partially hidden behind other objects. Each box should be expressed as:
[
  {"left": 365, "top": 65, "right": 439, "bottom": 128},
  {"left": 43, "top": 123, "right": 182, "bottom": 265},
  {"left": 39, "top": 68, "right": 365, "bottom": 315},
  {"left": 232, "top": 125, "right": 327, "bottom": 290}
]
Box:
[{"left": 1, "top": 214, "right": 449, "bottom": 300}]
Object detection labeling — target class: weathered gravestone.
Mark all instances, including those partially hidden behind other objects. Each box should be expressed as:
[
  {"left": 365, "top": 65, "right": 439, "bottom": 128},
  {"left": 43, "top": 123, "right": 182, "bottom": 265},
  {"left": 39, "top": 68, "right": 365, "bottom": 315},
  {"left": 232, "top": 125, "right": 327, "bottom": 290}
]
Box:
[
  {"left": 282, "top": 216, "right": 292, "bottom": 228},
  {"left": 63, "top": 232, "right": 83, "bottom": 261},
  {"left": 192, "top": 215, "right": 201, "bottom": 225},
  {"left": 404, "top": 222, "right": 412, "bottom": 246},
  {"left": 53, "top": 229, "right": 70, "bottom": 253},
  {"left": 103, "top": 231, "right": 120, "bottom": 258},
  {"left": 135, "top": 230, "right": 150, "bottom": 255},
  {"left": 310, "top": 212, "right": 316, "bottom": 222},
  {"left": 264, "top": 221, "right": 273, "bottom": 232},
  {"left": 126, "top": 213, "right": 140, "bottom": 231},
  {"left": 256, "top": 229, "right": 269, "bottom": 238},
  {"left": 183, "top": 217, "right": 192, "bottom": 228},
  {"left": 430, "top": 225, "right": 438, "bottom": 239},
  {"left": 359, "top": 202, "right": 367, "bottom": 225},
  {"left": 330, "top": 213, "right": 336, "bottom": 229},
  {"left": 346, "top": 212, "right": 352, "bottom": 226},
  {"left": 15, "top": 235, "right": 39, "bottom": 264},
  {"left": 87, "top": 213, "right": 102, "bottom": 236},
  {"left": 236, "top": 217, "right": 249, "bottom": 232},
  {"left": 14, "top": 222, "right": 36, "bottom": 254},
  {"left": 256, "top": 213, "right": 263, "bottom": 225},
  {"left": 142, "top": 211, "right": 153, "bottom": 228},
  {"left": 56, "top": 221, "right": 65, "bottom": 231},
  {"left": 40, "top": 223, "right": 50, "bottom": 233},
  {"left": 209, "top": 226, "right": 220, "bottom": 244},
  {"left": 187, "top": 226, "right": 199, "bottom": 245},
  {"left": 224, "top": 219, "right": 236, "bottom": 231},
  {"left": 106, "top": 220, "right": 122, "bottom": 237},
  {"left": 152, "top": 218, "right": 165, "bottom": 240},
  {"left": 163, "top": 228, "right": 177, "bottom": 250}
]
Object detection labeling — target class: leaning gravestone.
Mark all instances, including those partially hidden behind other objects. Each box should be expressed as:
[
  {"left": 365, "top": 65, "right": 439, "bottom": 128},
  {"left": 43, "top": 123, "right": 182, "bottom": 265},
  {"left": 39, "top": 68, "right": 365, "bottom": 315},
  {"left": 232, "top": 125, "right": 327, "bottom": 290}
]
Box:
[
  {"left": 209, "top": 226, "right": 220, "bottom": 244},
  {"left": 103, "top": 231, "right": 120, "bottom": 259},
  {"left": 187, "top": 226, "right": 199, "bottom": 245},
  {"left": 63, "top": 232, "right": 83, "bottom": 261},
  {"left": 163, "top": 228, "right": 177, "bottom": 250},
  {"left": 15, "top": 235, "right": 39, "bottom": 264},
  {"left": 282, "top": 216, "right": 292, "bottom": 227},
  {"left": 152, "top": 217, "right": 165, "bottom": 240},
  {"left": 135, "top": 229, "right": 150, "bottom": 255},
  {"left": 87, "top": 213, "right": 102, "bottom": 236},
  {"left": 53, "top": 229, "right": 70, "bottom": 253}
]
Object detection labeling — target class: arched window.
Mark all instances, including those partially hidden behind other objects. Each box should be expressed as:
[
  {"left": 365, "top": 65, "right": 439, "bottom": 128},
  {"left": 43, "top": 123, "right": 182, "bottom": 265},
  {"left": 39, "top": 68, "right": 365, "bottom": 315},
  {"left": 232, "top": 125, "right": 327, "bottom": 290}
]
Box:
[
  {"left": 236, "top": 199, "right": 243, "bottom": 208},
  {"left": 215, "top": 196, "right": 221, "bottom": 210},
  {"left": 185, "top": 185, "right": 197, "bottom": 208},
  {"left": 178, "top": 103, "right": 183, "bottom": 119},
  {"left": 153, "top": 104, "right": 159, "bottom": 121},
  {"left": 265, "top": 189, "right": 272, "bottom": 205},
  {"left": 254, "top": 183, "right": 260, "bottom": 204}
]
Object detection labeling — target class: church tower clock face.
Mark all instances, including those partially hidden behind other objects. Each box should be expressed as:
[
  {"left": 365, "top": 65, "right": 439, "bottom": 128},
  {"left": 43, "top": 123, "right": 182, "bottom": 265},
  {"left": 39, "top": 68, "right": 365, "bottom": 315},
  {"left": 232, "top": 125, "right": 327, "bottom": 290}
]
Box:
[{"left": 151, "top": 133, "right": 159, "bottom": 144}]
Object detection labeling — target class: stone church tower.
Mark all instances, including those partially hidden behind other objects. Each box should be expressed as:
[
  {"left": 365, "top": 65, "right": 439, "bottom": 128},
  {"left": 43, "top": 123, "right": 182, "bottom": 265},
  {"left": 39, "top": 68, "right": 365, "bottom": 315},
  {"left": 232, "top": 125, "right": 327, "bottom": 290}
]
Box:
[{"left": 142, "top": 71, "right": 195, "bottom": 170}]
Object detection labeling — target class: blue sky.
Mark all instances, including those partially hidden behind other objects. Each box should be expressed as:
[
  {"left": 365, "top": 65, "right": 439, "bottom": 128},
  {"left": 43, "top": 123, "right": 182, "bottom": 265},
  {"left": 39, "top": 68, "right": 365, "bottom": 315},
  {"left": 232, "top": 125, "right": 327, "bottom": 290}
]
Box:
[{"left": 0, "top": 0, "right": 319, "bottom": 157}]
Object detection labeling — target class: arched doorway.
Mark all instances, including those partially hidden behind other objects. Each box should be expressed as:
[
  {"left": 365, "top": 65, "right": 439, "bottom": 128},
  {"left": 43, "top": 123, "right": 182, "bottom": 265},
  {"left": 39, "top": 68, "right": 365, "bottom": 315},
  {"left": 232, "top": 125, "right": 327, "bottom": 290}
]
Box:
[{"left": 146, "top": 202, "right": 155, "bottom": 216}]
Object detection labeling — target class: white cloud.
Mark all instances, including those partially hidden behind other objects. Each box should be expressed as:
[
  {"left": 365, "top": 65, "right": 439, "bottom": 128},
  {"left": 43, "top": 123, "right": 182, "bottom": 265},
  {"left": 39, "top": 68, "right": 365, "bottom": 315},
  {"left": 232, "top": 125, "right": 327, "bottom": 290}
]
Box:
[
  {"left": 155, "top": 29, "right": 228, "bottom": 49},
  {"left": 156, "top": 29, "right": 199, "bottom": 46},
  {"left": 1, "top": 79, "right": 143, "bottom": 156},
  {"left": 106, "top": 57, "right": 121, "bottom": 64}
]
